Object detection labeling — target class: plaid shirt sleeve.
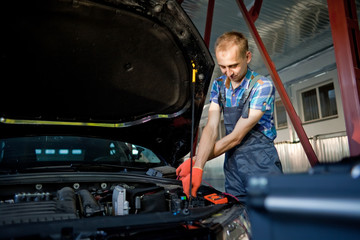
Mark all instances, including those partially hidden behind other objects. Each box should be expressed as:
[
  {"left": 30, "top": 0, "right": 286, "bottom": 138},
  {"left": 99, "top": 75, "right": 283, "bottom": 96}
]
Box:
[
  {"left": 249, "top": 78, "right": 275, "bottom": 112},
  {"left": 209, "top": 76, "right": 225, "bottom": 105}
]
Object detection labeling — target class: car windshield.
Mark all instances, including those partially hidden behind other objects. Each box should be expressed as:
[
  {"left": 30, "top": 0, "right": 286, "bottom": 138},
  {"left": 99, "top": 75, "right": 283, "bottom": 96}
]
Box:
[{"left": 0, "top": 136, "right": 164, "bottom": 172}]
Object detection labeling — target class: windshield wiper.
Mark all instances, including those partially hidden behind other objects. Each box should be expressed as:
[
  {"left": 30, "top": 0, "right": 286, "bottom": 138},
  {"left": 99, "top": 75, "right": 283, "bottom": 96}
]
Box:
[
  {"left": 78, "top": 163, "right": 148, "bottom": 171},
  {"left": 17, "top": 163, "right": 147, "bottom": 173}
]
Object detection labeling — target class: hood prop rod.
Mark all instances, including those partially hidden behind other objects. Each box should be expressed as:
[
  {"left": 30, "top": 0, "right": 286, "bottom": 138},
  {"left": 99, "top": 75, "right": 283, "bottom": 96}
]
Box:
[{"left": 188, "top": 61, "right": 198, "bottom": 206}]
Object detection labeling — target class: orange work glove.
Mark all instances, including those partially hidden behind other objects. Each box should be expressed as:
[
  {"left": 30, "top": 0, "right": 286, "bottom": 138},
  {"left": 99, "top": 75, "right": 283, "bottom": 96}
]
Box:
[
  {"left": 176, "top": 158, "right": 195, "bottom": 180},
  {"left": 181, "top": 167, "right": 203, "bottom": 197}
]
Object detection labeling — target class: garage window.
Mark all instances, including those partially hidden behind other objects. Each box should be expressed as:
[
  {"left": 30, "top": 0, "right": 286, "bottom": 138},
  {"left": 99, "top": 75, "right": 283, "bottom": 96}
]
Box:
[
  {"left": 301, "top": 82, "right": 338, "bottom": 122},
  {"left": 274, "top": 100, "right": 288, "bottom": 129}
]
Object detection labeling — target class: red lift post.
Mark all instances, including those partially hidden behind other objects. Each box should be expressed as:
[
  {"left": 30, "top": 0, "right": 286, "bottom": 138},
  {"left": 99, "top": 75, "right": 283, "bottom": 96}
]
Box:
[
  {"left": 327, "top": 0, "right": 360, "bottom": 157},
  {"left": 204, "top": 0, "right": 215, "bottom": 48}
]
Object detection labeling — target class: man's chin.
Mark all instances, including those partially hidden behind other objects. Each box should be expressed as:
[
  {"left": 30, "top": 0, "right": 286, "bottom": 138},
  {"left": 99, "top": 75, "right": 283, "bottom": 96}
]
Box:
[{"left": 230, "top": 76, "right": 242, "bottom": 83}]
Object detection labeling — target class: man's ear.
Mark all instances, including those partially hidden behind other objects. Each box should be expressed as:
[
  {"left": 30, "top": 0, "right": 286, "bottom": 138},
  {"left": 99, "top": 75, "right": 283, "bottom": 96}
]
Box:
[{"left": 246, "top": 51, "right": 252, "bottom": 64}]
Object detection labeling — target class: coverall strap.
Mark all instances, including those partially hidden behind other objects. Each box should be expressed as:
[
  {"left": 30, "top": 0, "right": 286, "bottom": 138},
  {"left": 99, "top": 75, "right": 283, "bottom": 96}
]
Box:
[
  {"left": 241, "top": 75, "right": 263, "bottom": 118},
  {"left": 241, "top": 74, "right": 263, "bottom": 103}
]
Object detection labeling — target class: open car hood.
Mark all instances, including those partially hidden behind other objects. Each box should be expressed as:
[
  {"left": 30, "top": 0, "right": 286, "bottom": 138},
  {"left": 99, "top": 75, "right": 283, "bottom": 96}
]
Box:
[{"left": 0, "top": 0, "right": 214, "bottom": 166}]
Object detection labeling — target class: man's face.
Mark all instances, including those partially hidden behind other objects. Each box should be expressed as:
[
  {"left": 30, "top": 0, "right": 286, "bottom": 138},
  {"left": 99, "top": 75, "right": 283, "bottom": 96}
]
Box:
[{"left": 215, "top": 44, "right": 251, "bottom": 85}]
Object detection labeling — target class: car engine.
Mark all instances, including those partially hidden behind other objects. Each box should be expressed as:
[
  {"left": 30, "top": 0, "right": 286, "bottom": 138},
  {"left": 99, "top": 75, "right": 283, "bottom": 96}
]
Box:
[{"left": 0, "top": 181, "right": 213, "bottom": 226}]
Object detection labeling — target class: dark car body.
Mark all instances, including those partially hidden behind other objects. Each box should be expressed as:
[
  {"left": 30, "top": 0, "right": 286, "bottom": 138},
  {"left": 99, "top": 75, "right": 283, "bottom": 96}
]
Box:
[
  {"left": 0, "top": 0, "right": 250, "bottom": 239},
  {"left": 247, "top": 157, "right": 360, "bottom": 240}
]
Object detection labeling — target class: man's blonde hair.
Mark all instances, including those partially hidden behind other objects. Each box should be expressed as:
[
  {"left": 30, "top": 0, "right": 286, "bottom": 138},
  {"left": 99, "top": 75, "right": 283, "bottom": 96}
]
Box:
[{"left": 214, "top": 31, "right": 249, "bottom": 58}]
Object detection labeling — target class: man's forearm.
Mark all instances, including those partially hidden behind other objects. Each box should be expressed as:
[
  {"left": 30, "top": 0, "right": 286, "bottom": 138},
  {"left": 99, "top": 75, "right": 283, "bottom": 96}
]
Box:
[
  {"left": 211, "top": 120, "right": 252, "bottom": 158},
  {"left": 211, "top": 109, "right": 264, "bottom": 159},
  {"left": 194, "top": 125, "right": 218, "bottom": 169}
]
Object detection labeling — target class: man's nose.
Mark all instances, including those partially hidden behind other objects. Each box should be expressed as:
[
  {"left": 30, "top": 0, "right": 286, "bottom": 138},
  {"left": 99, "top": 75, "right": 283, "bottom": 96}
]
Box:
[{"left": 225, "top": 67, "right": 233, "bottom": 77}]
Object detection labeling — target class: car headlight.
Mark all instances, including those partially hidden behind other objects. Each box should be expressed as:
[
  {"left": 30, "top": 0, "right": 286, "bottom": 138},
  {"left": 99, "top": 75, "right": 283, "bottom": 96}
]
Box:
[
  {"left": 221, "top": 213, "right": 251, "bottom": 240},
  {"left": 201, "top": 205, "right": 251, "bottom": 240}
]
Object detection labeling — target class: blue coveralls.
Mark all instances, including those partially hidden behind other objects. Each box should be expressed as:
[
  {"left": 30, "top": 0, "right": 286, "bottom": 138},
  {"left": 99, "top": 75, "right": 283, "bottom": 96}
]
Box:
[{"left": 219, "top": 75, "right": 283, "bottom": 197}]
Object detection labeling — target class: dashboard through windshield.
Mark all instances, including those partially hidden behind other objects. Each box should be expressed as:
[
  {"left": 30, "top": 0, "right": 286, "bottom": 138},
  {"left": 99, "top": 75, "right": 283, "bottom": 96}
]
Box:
[{"left": 0, "top": 136, "right": 163, "bottom": 171}]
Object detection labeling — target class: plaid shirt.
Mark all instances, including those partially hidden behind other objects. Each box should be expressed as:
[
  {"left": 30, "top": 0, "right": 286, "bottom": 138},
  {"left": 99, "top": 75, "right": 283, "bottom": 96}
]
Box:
[{"left": 210, "top": 68, "right": 277, "bottom": 140}]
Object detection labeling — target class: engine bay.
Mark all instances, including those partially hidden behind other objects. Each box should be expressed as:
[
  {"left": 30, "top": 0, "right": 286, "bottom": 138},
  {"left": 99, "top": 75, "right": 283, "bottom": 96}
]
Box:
[{"left": 0, "top": 180, "right": 228, "bottom": 226}]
